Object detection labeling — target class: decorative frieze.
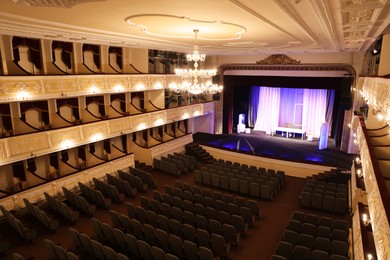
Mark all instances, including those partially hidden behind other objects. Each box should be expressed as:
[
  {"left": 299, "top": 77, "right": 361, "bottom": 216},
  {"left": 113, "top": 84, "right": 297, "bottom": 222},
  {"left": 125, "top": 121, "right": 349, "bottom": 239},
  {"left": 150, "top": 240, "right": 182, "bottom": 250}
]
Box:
[
  {"left": 0, "top": 74, "right": 179, "bottom": 102},
  {"left": 0, "top": 102, "right": 213, "bottom": 166},
  {"left": 9, "top": 134, "right": 50, "bottom": 156},
  {"left": 109, "top": 117, "right": 132, "bottom": 134}
]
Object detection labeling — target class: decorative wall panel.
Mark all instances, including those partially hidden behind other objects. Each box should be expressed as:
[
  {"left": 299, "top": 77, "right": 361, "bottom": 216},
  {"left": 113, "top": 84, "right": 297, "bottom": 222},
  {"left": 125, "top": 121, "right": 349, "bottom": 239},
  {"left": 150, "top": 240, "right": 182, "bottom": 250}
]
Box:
[
  {"left": 50, "top": 128, "right": 82, "bottom": 147},
  {"left": 44, "top": 78, "right": 79, "bottom": 95},
  {"left": 0, "top": 141, "right": 8, "bottom": 160},
  {"left": 166, "top": 108, "right": 179, "bottom": 121},
  {"left": 109, "top": 117, "right": 132, "bottom": 133},
  {"left": 82, "top": 122, "right": 109, "bottom": 141},
  {"left": 9, "top": 134, "right": 49, "bottom": 156},
  {"left": 357, "top": 122, "right": 390, "bottom": 260},
  {"left": 352, "top": 209, "right": 364, "bottom": 260},
  {"left": 150, "top": 111, "right": 166, "bottom": 126}
]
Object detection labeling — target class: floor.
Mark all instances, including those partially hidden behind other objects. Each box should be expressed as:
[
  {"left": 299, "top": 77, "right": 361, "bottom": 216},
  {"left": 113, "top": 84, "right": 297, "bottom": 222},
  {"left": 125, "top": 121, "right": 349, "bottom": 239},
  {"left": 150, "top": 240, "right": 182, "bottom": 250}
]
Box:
[{"left": 193, "top": 131, "right": 355, "bottom": 169}]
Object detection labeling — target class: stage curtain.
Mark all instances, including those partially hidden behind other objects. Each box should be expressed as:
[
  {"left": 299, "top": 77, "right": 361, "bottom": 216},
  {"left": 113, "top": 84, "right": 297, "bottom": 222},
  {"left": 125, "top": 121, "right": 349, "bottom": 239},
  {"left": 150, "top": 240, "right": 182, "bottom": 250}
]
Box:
[
  {"left": 325, "top": 90, "right": 335, "bottom": 129},
  {"left": 278, "top": 88, "right": 304, "bottom": 128},
  {"left": 253, "top": 87, "right": 280, "bottom": 134},
  {"left": 248, "top": 87, "right": 260, "bottom": 128},
  {"left": 302, "top": 89, "right": 327, "bottom": 137}
]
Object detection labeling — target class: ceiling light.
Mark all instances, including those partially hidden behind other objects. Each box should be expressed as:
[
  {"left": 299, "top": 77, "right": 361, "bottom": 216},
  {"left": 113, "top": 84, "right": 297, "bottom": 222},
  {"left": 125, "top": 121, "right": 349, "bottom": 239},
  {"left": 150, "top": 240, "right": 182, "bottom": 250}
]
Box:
[{"left": 172, "top": 29, "right": 223, "bottom": 95}]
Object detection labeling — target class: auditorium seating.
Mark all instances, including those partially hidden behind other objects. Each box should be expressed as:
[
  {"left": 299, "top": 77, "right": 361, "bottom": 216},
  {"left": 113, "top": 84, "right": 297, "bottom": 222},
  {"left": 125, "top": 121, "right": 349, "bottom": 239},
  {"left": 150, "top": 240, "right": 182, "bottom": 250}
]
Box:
[
  {"left": 62, "top": 187, "right": 96, "bottom": 216},
  {"left": 98, "top": 206, "right": 224, "bottom": 259},
  {"left": 92, "top": 177, "right": 125, "bottom": 203},
  {"left": 0, "top": 205, "right": 37, "bottom": 243},
  {"left": 68, "top": 227, "right": 129, "bottom": 259},
  {"left": 106, "top": 174, "right": 137, "bottom": 198},
  {"left": 299, "top": 178, "right": 349, "bottom": 214},
  {"left": 118, "top": 170, "right": 148, "bottom": 193},
  {"left": 23, "top": 198, "right": 60, "bottom": 232},
  {"left": 194, "top": 160, "right": 285, "bottom": 200},
  {"left": 274, "top": 210, "right": 350, "bottom": 260},
  {"left": 43, "top": 238, "right": 79, "bottom": 260},
  {"left": 153, "top": 158, "right": 182, "bottom": 176},
  {"left": 78, "top": 182, "right": 111, "bottom": 209},
  {"left": 44, "top": 192, "right": 79, "bottom": 224},
  {"left": 129, "top": 166, "right": 157, "bottom": 189}
]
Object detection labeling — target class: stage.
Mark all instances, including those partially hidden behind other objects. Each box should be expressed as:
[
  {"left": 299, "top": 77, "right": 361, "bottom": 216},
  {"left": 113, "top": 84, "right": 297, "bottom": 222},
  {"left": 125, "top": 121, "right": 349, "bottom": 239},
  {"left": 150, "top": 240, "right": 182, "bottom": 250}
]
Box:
[{"left": 193, "top": 131, "right": 355, "bottom": 169}]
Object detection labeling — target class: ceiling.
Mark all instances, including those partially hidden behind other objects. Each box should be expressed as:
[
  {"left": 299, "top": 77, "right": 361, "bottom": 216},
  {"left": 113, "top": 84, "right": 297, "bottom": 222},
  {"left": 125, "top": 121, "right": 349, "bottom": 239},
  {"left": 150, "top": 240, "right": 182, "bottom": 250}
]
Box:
[{"left": 1, "top": 0, "right": 389, "bottom": 56}]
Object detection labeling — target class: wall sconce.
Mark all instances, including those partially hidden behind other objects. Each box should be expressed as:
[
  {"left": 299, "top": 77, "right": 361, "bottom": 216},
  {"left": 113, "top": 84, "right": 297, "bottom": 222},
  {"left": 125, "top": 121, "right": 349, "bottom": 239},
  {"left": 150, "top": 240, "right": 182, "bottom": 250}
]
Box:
[
  {"left": 356, "top": 168, "right": 364, "bottom": 178},
  {"left": 362, "top": 213, "right": 371, "bottom": 226},
  {"left": 17, "top": 91, "right": 28, "bottom": 100},
  {"left": 355, "top": 157, "right": 361, "bottom": 164},
  {"left": 90, "top": 86, "right": 98, "bottom": 94},
  {"left": 367, "top": 253, "right": 374, "bottom": 260},
  {"left": 114, "top": 84, "right": 124, "bottom": 92}
]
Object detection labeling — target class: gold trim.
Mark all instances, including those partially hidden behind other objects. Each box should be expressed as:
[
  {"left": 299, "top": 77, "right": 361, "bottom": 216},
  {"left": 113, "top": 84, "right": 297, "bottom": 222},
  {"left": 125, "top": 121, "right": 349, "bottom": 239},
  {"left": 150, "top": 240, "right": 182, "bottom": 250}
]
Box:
[{"left": 256, "top": 54, "right": 301, "bottom": 65}]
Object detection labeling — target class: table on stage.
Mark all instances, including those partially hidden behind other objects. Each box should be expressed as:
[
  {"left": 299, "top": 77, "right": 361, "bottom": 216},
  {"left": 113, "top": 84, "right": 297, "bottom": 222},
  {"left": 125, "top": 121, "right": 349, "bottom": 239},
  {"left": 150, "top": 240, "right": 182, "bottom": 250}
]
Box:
[{"left": 272, "top": 126, "right": 306, "bottom": 139}]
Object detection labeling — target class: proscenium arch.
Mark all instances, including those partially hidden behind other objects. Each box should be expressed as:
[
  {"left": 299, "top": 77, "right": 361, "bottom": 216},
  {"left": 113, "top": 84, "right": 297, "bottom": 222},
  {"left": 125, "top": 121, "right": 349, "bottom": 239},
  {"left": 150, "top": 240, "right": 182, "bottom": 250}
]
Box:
[{"left": 213, "top": 62, "right": 356, "bottom": 148}]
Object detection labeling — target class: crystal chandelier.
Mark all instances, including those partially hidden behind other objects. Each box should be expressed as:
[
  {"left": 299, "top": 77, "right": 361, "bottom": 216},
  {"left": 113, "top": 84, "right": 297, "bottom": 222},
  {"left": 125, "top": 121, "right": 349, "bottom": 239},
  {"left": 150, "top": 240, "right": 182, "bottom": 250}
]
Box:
[{"left": 171, "top": 29, "right": 223, "bottom": 95}]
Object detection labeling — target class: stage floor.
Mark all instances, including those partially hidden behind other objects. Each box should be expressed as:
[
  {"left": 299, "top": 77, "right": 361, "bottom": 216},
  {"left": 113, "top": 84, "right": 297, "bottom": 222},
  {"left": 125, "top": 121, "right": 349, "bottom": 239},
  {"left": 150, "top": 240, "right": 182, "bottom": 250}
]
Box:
[{"left": 193, "top": 131, "right": 355, "bottom": 169}]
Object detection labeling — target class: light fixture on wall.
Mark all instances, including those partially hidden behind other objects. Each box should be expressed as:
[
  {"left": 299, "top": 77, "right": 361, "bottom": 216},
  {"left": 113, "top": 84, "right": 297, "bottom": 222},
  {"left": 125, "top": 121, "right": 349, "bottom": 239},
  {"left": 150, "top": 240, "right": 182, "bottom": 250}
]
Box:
[
  {"left": 171, "top": 29, "right": 223, "bottom": 95},
  {"left": 362, "top": 213, "right": 371, "bottom": 226}
]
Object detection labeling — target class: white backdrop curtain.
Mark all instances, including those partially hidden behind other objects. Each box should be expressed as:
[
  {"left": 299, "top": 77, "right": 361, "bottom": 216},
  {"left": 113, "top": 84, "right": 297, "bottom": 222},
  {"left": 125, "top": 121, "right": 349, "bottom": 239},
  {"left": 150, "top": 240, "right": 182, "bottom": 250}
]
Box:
[
  {"left": 302, "top": 89, "right": 327, "bottom": 137},
  {"left": 253, "top": 87, "right": 332, "bottom": 138},
  {"left": 253, "top": 87, "right": 280, "bottom": 134}
]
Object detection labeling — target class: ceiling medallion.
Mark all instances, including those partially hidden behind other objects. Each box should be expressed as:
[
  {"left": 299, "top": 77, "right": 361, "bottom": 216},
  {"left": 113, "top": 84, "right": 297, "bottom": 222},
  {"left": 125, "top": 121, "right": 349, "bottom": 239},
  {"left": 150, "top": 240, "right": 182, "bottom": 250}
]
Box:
[
  {"left": 9, "top": 0, "right": 105, "bottom": 8},
  {"left": 256, "top": 54, "right": 301, "bottom": 65}
]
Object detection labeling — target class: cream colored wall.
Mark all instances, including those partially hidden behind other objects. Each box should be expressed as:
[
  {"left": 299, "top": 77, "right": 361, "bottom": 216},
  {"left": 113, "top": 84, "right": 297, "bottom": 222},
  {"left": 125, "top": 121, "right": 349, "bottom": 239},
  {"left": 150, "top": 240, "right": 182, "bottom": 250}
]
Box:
[{"left": 378, "top": 34, "right": 390, "bottom": 76}]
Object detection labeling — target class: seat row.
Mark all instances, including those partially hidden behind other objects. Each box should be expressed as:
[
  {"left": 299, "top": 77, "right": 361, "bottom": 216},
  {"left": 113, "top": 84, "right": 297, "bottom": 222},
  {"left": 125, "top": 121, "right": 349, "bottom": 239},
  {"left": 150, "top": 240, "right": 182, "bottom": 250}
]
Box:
[
  {"left": 158, "top": 183, "right": 261, "bottom": 220},
  {"left": 290, "top": 211, "right": 349, "bottom": 232},
  {"left": 0, "top": 205, "right": 37, "bottom": 243},
  {"left": 152, "top": 188, "right": 256, "bottom": 228},
  {"left": 153, "top": 158, "right": 182, "bottom": 176},
  {"left": 106, "top": 173, "right": 137, "bottom": 198},
  {"left": 272, "top": 242, "right": 348, "bottom": 260},
  {"left": 93, "top": 177, "right": 125, "bottom": 203},
  {"left": 273, "top": 211, "right": 350, "bottom": 260},
  {"left": 210, "top": 160, "right": 286, "bottom": 186},
  {"left": 195, "top": 169, "right": 278, "bottom": 200},
  {"left": 299, "top": 192, "right": 348, "bottom": 214},
  {"left": 44, "top": 192, "right": 79, "bottom": 224},
  {"left": 62, "top": 187, "right": 96, "bottom": 216},
  {"left": 118, "top": 169, "right": 149, "bottom": 193},
  {"left": 306, "top": 169, "right": 350, "bottom": 186},
  {"left": 78, "top": 182, "right": 112, "bottom": 209},
  {"left": 134, "top": 195, "right": 250, "bottom": 238},
  {"left": 68, "top": 227, "right": 129, "bottom": 260},
  {"left": 23, "top": 198, "right": 60, "bottom": 232},
  {"left": 129, "top": 166, "right": 157, "bottom": 189},
  {"left": 44, "top": 238, "right": 79, "bottom": 260},
  {"left": 171, "top": 152, "right": 197, "bottom": 170},
  {"left": 93, "top": 215, "right": 225, "bottom": 259}
]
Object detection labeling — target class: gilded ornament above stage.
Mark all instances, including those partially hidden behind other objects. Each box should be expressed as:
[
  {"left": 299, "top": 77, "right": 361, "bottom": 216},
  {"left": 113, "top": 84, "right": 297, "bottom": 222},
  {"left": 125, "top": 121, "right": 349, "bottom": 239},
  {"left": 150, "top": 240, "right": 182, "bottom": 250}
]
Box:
[{"left": 256, "top": 54, "right": 301, "bottom": 65}]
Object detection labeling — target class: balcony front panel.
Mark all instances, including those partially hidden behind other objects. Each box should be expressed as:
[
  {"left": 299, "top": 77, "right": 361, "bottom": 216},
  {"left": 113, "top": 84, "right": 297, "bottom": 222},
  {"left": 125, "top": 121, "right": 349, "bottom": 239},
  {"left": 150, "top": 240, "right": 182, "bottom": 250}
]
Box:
[
  {"left": 0, "top": 74, "right": 180, "bottom": 101},
  {"left": 357, "top": 124, "right": 390, "bottom": 260}
]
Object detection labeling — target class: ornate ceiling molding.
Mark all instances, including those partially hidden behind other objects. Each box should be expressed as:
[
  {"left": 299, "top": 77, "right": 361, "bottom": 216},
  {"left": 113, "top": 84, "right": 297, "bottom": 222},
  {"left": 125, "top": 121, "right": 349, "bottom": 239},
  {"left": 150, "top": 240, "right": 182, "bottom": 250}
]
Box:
[
  {"left": 9, "top": 0, "right": 105, "bottom": 8},
  {"left": 125, "top": 14, "right": 246, "bottom": 41}
]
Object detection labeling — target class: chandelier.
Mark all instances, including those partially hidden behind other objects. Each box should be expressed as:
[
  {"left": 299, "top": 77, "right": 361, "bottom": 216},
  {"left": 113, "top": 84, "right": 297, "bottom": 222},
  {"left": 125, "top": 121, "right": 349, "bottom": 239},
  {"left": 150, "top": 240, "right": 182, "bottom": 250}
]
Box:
[{"left": 170, "top": 29, "right": 223, "bottom": 95}]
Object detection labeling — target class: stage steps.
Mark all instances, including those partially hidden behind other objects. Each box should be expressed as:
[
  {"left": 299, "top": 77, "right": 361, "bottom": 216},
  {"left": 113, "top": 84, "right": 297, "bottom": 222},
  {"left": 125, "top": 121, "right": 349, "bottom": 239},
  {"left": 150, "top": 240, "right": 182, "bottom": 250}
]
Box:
[
  {"left": 134, "top": 160, "right": 153, "bottom": 172},
  {"left": 185, "top": 142, "right": 214, "bottom": 163}
]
